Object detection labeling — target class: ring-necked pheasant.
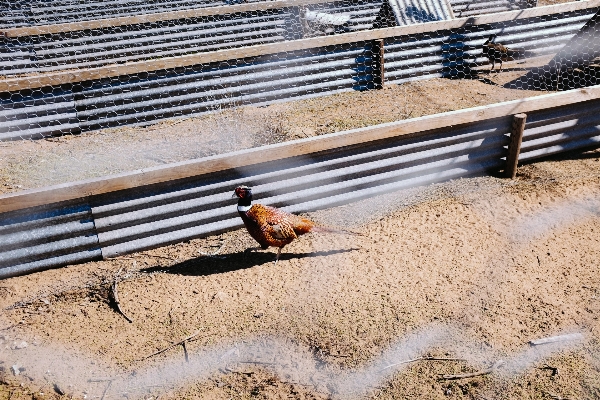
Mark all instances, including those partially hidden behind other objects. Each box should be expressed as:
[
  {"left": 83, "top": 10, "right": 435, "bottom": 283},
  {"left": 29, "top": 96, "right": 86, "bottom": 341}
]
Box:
[
  {"left": 233, "top": 185, "right": 362, "bottom": 264},
  {"left": 482, "top": 34, "right": 526, "bottom": 73}
]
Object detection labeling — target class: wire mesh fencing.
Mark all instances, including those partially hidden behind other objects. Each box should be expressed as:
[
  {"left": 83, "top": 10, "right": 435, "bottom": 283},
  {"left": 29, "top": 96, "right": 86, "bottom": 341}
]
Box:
[{"left": 0, "top": 0, "right": 598, "bottom": 141}]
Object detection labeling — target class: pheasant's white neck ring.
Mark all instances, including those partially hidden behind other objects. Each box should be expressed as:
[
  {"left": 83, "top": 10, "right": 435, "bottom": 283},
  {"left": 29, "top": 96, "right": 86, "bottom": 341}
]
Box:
[{"left": 237, "top": 205, "right": 252, "bottom": 212}]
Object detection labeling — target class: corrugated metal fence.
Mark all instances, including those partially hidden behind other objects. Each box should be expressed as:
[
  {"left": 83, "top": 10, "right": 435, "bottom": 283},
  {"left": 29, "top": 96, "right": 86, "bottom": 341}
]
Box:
[
  {"left": 0, "top": 0, "right": 253, "bottom": 28},
  {"left": 1, "top": 5, "right": 598, "bottom": 141},
  {"left": 1, "top": 87, "right": 600, "bottom": 278},
  {"left": 449, "top": 0, "right": 533, "bottom": 18}
]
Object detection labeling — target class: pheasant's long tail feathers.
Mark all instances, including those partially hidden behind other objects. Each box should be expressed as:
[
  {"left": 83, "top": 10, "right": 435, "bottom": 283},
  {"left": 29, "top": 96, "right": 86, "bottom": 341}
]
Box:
[{"left": 311, "top": 225, "right": 365, "bottom": 236}]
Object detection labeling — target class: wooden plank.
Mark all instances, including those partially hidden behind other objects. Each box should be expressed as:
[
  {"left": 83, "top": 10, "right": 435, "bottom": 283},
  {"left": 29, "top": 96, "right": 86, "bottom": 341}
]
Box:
[
  {"left": 1, "top": 0, "right": 598, "bottom": 92},
  {"left": 505, "top": 113, "right": 527, "bottom": 178},
  {"left": 1, "top": 85, "right": 599, "bottom": 214}
]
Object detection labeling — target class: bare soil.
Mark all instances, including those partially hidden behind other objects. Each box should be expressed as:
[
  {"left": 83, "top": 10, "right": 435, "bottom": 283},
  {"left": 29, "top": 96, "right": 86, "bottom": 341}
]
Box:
[
  {"left": 1, "top": 149, "right": 600, "bottom": 400},
  {"left": 1, "top": 55, "right": 600, "bottom": 400}
]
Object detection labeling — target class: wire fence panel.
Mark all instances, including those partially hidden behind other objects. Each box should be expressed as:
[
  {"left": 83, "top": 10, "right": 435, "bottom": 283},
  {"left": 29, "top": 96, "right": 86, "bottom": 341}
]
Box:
[
  {"left": 92, "top": 115, "right": 510, "bottom": 258},
  {"left": 1, "top": 0, "right": 246, "bottom": 28},
  {"left": 1, "top": 0, "right": 600, "bottom": 272},
  {"left": 520, "top": 98, "right": 600, "bottom": 161},
  {"left": 0, "top": 3, "right": 597, "bottom": 140},
  {"left": 2, "top": 11, "right": 293, "bottom": 75},
  {"left": 73, "top": 42, "right": 375, "bottom": 131},
  {"left": 449, "top": 0, "right": 533, "bottom": 18},
  {"left": 1, "top": 87, "right": 600, "bottom": 274},
  {"left": 0, "top": 87, "right": 79, "bottom": 140},
  {"left": 0, "top": 200, "right": 102, "bottom": 279},
  {"left": 384, "top": 10, "right": 597, "bottom": 83}
]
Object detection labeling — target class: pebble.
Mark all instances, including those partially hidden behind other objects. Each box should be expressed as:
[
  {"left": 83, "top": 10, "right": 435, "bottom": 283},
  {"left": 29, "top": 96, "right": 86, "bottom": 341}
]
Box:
[
  {"left": 212, "top": 291, "right": 228, "bottom": 301},
  {"left": 11, "top": 341, "right": 28, "bottom": 349}
]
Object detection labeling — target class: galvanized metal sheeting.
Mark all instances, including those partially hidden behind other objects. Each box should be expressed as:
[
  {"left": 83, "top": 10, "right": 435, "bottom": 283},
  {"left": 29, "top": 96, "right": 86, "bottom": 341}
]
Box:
[
  {"left": 0, "top": 200, "right": 102, "bottom": 279},
  {"left": 0, "top": 10, "right": 293, "bottom": 76},
  {"left": 384, "top": 11, "right": 595, "bottom": 83},
  {"left": 520, "top": 98, "right": 600, "bottom": 161},
  {"left": 2, "top": 92, "right": 600, "bottom": 277},
  {"left": 92, "top": 115, "right": 510, "bottom": 257},
  {"left": 0, "top": 87, "right": 79, "bottom": 140},
  {"left": 387, "top": 0, "right": 453, "bottom": 25},
  {"left": 0, "top": 0, "right": 241, "bottom": 28},
  {"left": 449, "top": 0, "right": 531, "bottom": 18},
  {"left": 74, "top": 42, "right": 374, "bottom": 130}
]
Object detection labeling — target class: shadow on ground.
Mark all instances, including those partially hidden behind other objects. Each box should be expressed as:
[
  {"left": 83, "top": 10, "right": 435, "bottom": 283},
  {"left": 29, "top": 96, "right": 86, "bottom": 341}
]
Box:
[{"left": 141, "top": 248, "right": 359, "bottom": 276}]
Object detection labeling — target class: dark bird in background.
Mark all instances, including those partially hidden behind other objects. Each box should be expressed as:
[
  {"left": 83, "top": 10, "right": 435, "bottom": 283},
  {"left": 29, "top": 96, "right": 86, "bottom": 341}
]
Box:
[
  {"left": 482, "top": 34, "right": 527, "bottom": 73},
  {"left": 233, "top": 186, "right": 362, "bottom": 264}
]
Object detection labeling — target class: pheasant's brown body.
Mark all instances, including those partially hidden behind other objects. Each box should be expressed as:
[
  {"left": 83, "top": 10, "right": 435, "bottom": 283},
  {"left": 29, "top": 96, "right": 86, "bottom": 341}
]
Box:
[
  {"left": 233, "top": 185, "right": 361, "bottom": 263},
  {"left": 239, "top": 204, "right": 316, "bottom": 250}
]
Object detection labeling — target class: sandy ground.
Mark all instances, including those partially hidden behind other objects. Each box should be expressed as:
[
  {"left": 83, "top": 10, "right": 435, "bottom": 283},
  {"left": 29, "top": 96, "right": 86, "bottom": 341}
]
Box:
[{"left": 1, "top": 146, "right": 600, "bottom": 399}]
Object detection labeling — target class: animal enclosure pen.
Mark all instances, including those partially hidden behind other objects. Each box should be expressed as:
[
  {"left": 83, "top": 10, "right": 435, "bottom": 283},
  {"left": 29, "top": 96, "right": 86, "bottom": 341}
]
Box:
[
  {"left": 0, "top": 0, "right": 599, "bottom": 264},
  {"left": 1, "top": 1, "right": 600, "bottom": 399}
]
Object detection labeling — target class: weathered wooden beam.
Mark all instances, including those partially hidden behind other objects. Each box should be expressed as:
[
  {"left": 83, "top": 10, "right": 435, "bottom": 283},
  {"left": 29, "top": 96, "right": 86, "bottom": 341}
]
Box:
[
  {"left": 505, "top": 113, "right": 527, "bottom": 179},
  {"left": 1, "top": 86, "right": 599, "bottom": 214}
]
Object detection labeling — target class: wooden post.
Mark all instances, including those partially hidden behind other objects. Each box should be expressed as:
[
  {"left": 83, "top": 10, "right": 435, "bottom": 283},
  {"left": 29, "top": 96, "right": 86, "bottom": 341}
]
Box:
[
  {"left": 505, "top": 113, "right": 527, "bottom": 179},
  {"left": 372, "top": 39, "right": 384, "bottom": 89}
]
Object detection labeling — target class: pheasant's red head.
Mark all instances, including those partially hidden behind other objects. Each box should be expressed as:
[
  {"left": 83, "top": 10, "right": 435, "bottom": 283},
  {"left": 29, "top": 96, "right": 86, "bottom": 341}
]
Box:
[{"left": 233, "top": 185, "right": 252, "bottom": 199}]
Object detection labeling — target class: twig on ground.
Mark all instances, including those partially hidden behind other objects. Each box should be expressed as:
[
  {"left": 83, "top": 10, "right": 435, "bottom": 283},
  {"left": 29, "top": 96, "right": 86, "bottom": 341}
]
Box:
[
  {"left": 380, "top": 356, "right": 466, "bottom": 372},
  {"left": 239, "top": 361, "right": 276, "bottom": 365},
  {"left": 380, "top": 357, "right": 424, "bottom": 371},
  {"left": 118, "top": 255, "right": 174, "bottom": 261},
  {"left": 100, "top": 380, "right": 112, "bottom": 400},
  {"left": 538, "top": 364, "right": 559, "bottom": 376},
  {"left": 423, "top": 357, "right": 467, "bottom": 362},
  {"left": 529, "top": 333, "right": 583, "bottom": 346},
  {"left": 140, "top": 330, "right": 201, "bottom": 361},
  {"left": 183, "top": 340, "right": 189, "bottom": 363},
  {"left": 88, "top": 377, "right": 115, "bottom": 383},
  {"left": 0, "top": 324, "right": 19, "bottom": 331},
  {"left": 442, "top": 360, "right": 504, "bottom": 380},
  {"left": 111, "top": 270, "right": 133, "bottom": 323},
  {"left": 224, "top": 366, "right": 254, "bottom": 376}
]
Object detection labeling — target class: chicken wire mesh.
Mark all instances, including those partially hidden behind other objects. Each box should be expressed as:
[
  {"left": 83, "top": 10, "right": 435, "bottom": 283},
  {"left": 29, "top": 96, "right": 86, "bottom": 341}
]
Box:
[{"left": 0, "top": 0, "right": 598, "bottom": 145}]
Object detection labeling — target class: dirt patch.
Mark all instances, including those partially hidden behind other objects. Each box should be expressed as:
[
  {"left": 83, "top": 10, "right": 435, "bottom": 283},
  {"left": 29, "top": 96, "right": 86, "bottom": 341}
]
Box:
[{"left": 1, "top": 146, "right": 600, "bottom": 399}]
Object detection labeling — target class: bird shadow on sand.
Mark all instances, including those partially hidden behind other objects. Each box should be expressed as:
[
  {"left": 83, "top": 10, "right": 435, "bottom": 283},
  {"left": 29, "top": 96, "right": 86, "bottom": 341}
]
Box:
[{"left": 141, "top": 248, "right": 359, "bottom": 276}]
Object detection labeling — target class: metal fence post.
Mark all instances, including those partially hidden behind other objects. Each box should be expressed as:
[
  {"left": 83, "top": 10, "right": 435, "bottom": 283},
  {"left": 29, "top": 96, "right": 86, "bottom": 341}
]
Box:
[{"left": 373, "top": 39, "right": 384, "bottom": 89}]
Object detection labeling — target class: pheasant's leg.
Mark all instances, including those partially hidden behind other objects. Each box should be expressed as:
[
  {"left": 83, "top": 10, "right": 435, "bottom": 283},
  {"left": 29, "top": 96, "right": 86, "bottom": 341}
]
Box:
[
  {"left": 498, "top": 60, "right": 503, "bottom": 72},
  {"left": 489, "top": 60, "right": 494, "bottom": 73},
  {"left": 274, "top": 247, "right": 282, "bottom": 265}
]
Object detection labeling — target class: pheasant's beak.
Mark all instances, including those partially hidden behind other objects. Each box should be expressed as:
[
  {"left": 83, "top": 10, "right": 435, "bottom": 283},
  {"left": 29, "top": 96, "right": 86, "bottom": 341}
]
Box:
[{"left": 231, "top": 192, "right": 238, "bottom": 198}]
